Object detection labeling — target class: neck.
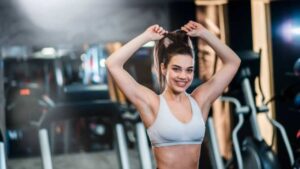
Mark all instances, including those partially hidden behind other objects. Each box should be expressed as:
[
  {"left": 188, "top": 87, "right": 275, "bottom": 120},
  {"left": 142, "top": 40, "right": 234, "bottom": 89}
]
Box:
[{"left": 162, "top": 88, "right": 186, "bottom": 101}]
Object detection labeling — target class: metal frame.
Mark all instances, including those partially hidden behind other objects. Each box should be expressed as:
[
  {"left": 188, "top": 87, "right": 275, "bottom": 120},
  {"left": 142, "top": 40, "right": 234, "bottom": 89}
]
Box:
[
  {"left": 136, "top": 122, "right": 152, "bottom": 169},
  {"left": 115, "top": 123, "right": 131, "bottom": 169},
  {"left": 0, "top": 130, "right": 6, "bottom": 169}
]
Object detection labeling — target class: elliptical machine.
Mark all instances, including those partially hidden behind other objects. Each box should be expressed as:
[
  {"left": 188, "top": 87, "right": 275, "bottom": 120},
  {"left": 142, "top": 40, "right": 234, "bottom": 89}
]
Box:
[
  {"left": 207, "top": 50, "right": 297, "bottom": 169},
  {"left": 0, "top": 129, "right": 6, "bottom": 169}
]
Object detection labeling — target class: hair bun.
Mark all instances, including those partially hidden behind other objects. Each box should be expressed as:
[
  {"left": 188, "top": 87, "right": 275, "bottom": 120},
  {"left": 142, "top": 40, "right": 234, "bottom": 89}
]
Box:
[{"left": 165, "top": 30, "right": 189, "bottom": 46}]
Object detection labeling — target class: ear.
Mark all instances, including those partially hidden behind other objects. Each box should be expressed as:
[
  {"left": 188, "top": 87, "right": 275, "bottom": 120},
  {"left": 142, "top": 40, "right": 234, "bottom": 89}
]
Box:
[{"left": 160, "top": 63, "right": 166, "bottom": 76}]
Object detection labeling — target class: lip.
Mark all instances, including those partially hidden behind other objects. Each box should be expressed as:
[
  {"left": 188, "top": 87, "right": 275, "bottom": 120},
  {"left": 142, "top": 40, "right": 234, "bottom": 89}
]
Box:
[{"left": 174, "top": 80, "right": 188, "bottom": 87}]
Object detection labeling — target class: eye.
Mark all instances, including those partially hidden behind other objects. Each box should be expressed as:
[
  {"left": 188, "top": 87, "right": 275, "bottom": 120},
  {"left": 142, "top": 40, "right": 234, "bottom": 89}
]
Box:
[
  {"left": 172, "top": 67, "right": 180, "bottom": 72},
  {"left": 187, "top": 69, "right": 194, "bottom": 73}
]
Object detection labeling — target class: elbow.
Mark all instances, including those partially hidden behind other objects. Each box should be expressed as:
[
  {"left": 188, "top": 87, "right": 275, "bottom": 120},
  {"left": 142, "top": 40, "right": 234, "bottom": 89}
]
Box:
[
  {"left": 105, "top": 58, "right": 114, "bottom": 70},
  {"left": 233, "top": 56, "right": 241, "bottom": 73},
  {"left": 105, "top": 58, "right": 123, "bottom": 72},
  {"left": 227, "top": 54, "right": 241, "bottom": 72},
  {"left": 233, "top": 54, "right": 241, "bottom": 68},
  {"left": 236, "top": 56, "right": 241, "bottom": 67},
  {"left": 105, "top": 59, "right": 110, "bottom": 69}
]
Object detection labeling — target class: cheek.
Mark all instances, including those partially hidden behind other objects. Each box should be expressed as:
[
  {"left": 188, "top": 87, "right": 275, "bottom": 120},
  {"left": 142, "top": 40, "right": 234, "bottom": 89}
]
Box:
[
  {"left": 166, "top": 69, "right": 175, "bottom": 77},
  {"left": 188, "top": 73, "right": 194, "bottom": 79}
]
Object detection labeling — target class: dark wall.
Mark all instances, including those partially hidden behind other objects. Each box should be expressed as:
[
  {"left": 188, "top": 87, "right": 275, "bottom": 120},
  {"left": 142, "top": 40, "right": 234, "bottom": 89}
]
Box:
[
  {"left": 227, "top": 0, "right": 253, "bottom": 51},
  {"left": 169, "top": 1, "right": 196, "bottom": 30},
  {"left": 270, "top": 1, "right": 300, "bottom": 167}
]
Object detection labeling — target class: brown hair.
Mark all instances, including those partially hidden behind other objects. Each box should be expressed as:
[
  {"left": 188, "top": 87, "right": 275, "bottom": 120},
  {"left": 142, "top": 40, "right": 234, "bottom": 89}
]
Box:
[{"left": 153, "top": 30, "right": 194, "bottom": 92}]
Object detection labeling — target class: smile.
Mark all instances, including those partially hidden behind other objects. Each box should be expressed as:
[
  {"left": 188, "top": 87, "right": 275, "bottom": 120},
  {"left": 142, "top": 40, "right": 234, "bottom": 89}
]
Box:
[{"left": 175, "top": 80, "right": 188, "bottom": 87}]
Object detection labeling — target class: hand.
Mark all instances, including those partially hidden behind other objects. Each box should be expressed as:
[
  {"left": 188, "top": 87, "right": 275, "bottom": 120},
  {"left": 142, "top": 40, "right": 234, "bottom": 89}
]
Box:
[
  {"left": 143, "top": 24, "right": 168, "bottom": 41},
  {"left": 181, "top": 21, "right": 206, "bottom": 38}
]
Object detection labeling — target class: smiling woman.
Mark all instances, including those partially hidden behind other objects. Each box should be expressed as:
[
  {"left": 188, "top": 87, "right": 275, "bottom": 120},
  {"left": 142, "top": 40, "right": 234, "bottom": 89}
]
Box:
[{"left": 105, "top": 21, "right": 240, "bottom": 169}]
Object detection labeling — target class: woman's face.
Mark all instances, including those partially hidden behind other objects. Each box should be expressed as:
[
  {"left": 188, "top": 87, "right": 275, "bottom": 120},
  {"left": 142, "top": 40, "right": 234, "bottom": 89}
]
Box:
[{"left": 162, "top": 54, "right": 194, "bottom": 93}]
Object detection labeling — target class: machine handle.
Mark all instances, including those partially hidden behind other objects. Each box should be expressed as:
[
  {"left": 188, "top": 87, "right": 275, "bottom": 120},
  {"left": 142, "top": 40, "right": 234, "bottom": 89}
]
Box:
[{"left": 219, "top": 96, "right": 249, "bottom": 114}]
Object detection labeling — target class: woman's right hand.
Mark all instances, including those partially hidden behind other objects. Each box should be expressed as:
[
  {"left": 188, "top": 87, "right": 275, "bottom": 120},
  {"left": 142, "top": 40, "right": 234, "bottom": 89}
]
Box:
[{"left": 142, "top": 24, "right": 167, "bottom": 41}]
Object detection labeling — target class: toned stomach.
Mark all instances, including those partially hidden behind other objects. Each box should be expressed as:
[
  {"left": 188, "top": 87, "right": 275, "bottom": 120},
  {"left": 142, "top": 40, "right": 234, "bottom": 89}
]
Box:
[{"left": 152, "top": 144, "right": 202, "bottom": 169}]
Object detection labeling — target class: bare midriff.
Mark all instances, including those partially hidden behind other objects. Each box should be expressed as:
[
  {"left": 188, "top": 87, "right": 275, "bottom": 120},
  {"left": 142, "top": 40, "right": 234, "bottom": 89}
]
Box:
[{"left": 153, "top": 144, "right": 201, "bottom": 169}]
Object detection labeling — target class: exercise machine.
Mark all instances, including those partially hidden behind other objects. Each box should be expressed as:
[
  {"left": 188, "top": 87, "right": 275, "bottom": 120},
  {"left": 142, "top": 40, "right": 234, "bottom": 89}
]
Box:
[
  {"left": 121, "top": 105, "right": 153, "bottom": 169},
  {"left": 3, "top": 56, "right": 133, "bottom": 169},
  {"left": 0, "top": 130, "right": 6, "bottom": 169},
  {"left": 207, "top": 50, "right": 297, "bottom": 169}
]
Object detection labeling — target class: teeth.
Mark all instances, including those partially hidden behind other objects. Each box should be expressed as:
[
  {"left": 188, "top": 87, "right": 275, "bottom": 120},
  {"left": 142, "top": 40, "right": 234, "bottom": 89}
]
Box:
[{"left": 176, "top": 81, "right": 186, "bottom": 87}]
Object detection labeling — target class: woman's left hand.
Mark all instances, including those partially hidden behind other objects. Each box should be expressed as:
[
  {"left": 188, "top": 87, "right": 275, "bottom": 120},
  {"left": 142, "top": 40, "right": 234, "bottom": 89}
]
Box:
[{"left": 181, "top": 21, "right": 207, "bottom": 38}]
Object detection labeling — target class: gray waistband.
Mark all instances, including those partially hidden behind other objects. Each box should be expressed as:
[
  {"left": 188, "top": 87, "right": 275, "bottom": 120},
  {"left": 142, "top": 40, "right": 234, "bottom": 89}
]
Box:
[{"left": 152, "top": 141, "right": 202, "bottom": 147}]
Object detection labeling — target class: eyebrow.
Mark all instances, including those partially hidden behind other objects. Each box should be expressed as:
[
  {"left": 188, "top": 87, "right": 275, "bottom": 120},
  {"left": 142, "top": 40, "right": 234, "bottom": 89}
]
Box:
[{"left": 171, "top": 64, "right": 194, "bottom": 69}]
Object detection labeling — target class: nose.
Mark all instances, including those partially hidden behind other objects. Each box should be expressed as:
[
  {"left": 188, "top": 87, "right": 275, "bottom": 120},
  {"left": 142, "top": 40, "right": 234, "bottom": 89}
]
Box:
[{"left": 178, "top": 71, "right": 187, "bottom": 79}]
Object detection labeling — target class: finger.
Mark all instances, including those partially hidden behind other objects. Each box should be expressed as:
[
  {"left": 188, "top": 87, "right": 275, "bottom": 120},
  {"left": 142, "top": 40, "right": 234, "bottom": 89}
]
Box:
[
  {"left": 161, "top": 30, "right": 168, "bottom": 35},
  {"left": 183, "top": 25, "right": 193, "bottom": 32},
  {"left": 181, "top": 26, "right": 189, "bottom": 32},
  {"left": 191, "top": 23, "right": 197, "bottom": 29},
  {"left": 187, "top": 23, "right": 197, "bottom": 29},
  {"left": 153, "top": 25, "right": 160, "bottom": 32},
  {"left": 159, "top": 27, "right": 167, "bottom": 34},
  {"left": 157, "top": 28, "right": 163, "bottom": 35},
  {"left": 186, "top": 32, "right": 193, "bottom": 36},
  {"left": 188, "top": 20, "right": 198, "bottom": 26},
  {"left": 156, "top": 26, "right": 163, "bottom": 33},
  {"left": 193, "top": 22, "right": 201, "bottom": 29},
  {"left": 188, "top": 21, "right": 199, "bottom": 28},
  {"left": 158, "top": 26, "right": 166, "bottom": 34}
]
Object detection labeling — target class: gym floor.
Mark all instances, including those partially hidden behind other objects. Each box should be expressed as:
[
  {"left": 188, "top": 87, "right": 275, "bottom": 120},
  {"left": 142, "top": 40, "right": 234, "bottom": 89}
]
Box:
[{"left": 7, "top": 149, "right": 156, "bottom": 169}]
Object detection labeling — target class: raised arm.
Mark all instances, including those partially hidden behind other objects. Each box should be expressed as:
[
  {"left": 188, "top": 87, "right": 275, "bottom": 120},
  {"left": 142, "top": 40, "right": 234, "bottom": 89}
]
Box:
[
  {"left": 182, "top": 21, "right": 241, "bottom": 119},
  {"left": 105, "top": 25, "right": 167, "bottom": 125}
]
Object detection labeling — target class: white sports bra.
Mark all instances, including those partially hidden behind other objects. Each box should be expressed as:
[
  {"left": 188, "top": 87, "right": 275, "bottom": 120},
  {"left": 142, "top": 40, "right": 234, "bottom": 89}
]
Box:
[{"left": 147, "top": 93, "right": 206, "bottom": 147}]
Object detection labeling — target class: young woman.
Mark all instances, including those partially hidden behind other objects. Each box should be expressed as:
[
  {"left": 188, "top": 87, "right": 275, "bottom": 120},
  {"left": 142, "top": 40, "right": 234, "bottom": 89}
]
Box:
[{"left": 106, "top": 20, "right": 241, "bottom": 169}]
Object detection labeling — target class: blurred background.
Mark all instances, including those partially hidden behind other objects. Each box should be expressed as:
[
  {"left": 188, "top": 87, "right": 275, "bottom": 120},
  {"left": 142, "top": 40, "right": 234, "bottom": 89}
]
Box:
[{"left": 0, "top": 0, "right": 299, "bottom": 169}]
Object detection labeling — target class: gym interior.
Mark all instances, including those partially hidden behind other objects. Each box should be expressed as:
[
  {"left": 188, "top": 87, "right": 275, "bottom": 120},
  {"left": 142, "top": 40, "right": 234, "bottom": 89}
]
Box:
[{"left": 0, "top": 0, "right": 299, "bottom": 169}]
